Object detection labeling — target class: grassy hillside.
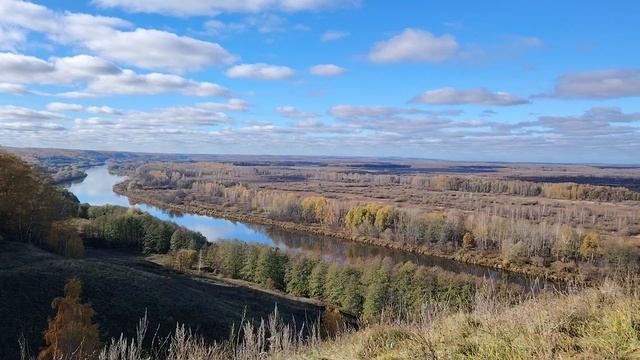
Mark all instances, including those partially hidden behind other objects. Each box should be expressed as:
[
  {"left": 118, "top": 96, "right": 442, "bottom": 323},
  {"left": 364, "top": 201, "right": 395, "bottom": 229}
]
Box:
[
  {"left": 289, "top": 281, "right": 640, "bottom": 359},
  {"left": 0, "top": 241, "right": 322, "bottom": 360}
]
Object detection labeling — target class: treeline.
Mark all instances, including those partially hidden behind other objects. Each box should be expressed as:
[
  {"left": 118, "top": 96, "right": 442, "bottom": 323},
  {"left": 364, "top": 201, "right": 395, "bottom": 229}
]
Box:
[
  {"left": 0, "top": 152, "right": 83, "bottom": 257},
  {"left": 78, "top": 205, "right": 206, "bottom": 254},
  {"left": 411, "top": 175, "right": 640, "bottom": 202},
  {"left": 187, "top": 180, "right": 639, "bottom": 271},
  {"left": 136, "top": 163, "right": 640, "bottom": 202},
  {"left": 178, "top": 240, "right": 477, "bottom": 321}
]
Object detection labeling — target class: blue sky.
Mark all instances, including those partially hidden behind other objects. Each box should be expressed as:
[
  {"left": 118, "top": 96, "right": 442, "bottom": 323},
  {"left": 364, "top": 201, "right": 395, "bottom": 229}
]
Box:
[{"left": 0, "top": 0, "right": 639, "bottom": 163}]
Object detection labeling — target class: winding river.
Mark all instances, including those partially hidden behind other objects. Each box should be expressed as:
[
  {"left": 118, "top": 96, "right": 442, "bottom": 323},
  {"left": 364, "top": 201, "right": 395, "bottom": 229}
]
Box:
[{"left": 67, "top": 166, "right": 552, "bottom": 290}]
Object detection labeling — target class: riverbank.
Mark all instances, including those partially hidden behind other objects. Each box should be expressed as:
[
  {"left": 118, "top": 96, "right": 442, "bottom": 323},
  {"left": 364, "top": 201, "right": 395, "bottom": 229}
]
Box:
[{"left": 113, "top": 182, "right": 577, "bottom": 284}]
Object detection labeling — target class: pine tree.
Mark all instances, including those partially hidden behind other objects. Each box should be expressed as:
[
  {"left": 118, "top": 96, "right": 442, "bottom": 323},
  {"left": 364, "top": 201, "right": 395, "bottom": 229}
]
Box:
[
  {"left": 170, "top": 229, "right": 187, "bottom": 251},
  {"left": 285, "top": 257, "right": 313, "bottom": 297},
  {"left": 362, "top": 264, "right": 391, "bottom": 322},
  {"left": 308, "top": 261, "right": 328, "bottom": 299},
  {"left": 38, "top": 278, "right": 101, "bottom": 360}
]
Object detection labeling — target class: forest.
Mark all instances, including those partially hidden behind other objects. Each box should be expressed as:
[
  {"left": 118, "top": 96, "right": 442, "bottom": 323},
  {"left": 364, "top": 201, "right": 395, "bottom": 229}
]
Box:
[{"left": 116, "top": 160, "right": 640, "bottom": 282}]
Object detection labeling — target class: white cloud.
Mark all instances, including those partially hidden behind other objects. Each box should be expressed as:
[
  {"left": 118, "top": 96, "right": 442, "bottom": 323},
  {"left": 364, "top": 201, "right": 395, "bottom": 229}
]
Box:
[
  {"left": 545, "top": 69, "right": 640, "bottom": 99},
  {"left": 368, "top": 28, "right": 458, "bottom": 63},
  {"left": 47, "top": 102, "right": 84, "bottom": 112},
  {"left": 0, "top": 26, "right": 25, "bottom": 50},
  {"left": 226, "top": 63, "right": 295, "bottom": 80},
  {"left": 0, "top": 105, "right": 66, "bottom": 131},
  {"left": 197, "top": 99, "right": 249, "bottom": 112},
  {"left": 0, "top": 52, "right": 230, "bottom": 98},
  {"left": 84, "top": 70, "right": 230, "bottom": 97},
  {"left": 92, "top": 0, "right": 358, "bottom": 16},
  {"left": 0, "top": 82, "right": 32, "bottom": 95},
  {"left": 309, "top": 64, "right": 346, "bottom": 76},
  {"left": 0, "top": 1, "right": 235, "bottom": 72},
  {"left": 276, "top": 106, "right": 318, "bottom": 118},
  {"left": 321, "top": 30, "right": 349, "bottom": 41},
  {"left": 411, "top": 87, "right": 529, "bottom": 106},
  {"left": 86, "top": 106, "right": 122, "bottom": 115},
  {"left": 77, "top": 28, "right": 235, "bottom": 73},
  {"left": 329, "top": 105, "right": 460, "bottom": 119}
]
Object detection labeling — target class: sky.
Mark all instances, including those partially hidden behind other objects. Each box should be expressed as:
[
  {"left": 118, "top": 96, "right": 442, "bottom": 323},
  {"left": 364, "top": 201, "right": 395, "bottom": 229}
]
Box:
[{"left": 0, "top": 0, "right": 639, "bottom": 164}]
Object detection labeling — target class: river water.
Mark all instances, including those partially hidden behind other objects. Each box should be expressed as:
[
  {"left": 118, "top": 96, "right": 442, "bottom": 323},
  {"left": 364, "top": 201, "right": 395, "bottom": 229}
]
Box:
[{"left": 67, "top": 166, "right": 550, "bottom": 289}]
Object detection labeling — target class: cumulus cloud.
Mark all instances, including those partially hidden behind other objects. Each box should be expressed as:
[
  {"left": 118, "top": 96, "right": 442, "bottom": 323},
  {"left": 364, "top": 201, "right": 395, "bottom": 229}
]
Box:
[
  {"left": 544, "top": 69, "right": 640, "bottom": 99},
  {"left": 92, "top": 0, "right": 358, "bottom": 16},
  {"left": 0, "top": 1, "right": 235, "bottom": 72},
  {"left": 0, "top": 105, "right": 65, "bottom": 122},
  {"left": 321, "top": 30, "right": 349, "bottom": 41},
  {"left": 197, "top": 99, "right": 249, "bottom": 112},
  {"left": 86, "top": 106, "right": 122, "bottom": 115},
  {"left": 79, "top": 28, "right": 235, "bottom": 73},
  {"left": 411, "top": 87, "right": 529, "bottom": 106},
  {"left": 46, "top": 102, "right": 122, "bottom": 114},
  {"left": 276, "top": 106, "right": 318, "bottom": 118},
  {"left": 47, "top": 102, "right": 84, "bottom": 112},
  {"left": 309, "top": 64, "right": 346, "bottom": 76},
  {"left": 82, "top": 69, "right": 230, "bottom": 97},
  {"left": 0, "top": 105, "right": 67, "bottom": 132},
  {"left": 0, "top": 52, "right": 230, "bottom": 98},
  {"left": 0, "top": 82, "right": 33, "bottom": 95},
  {"left": 368, "top": 28, "right": 458, "bottom": 63},
  {"left": 329, "top": 105, "right": 462, "bottom": 119},
  {"left": 226, "top": 63, "right": 295, "bottom": 80},
  {"left": 0, "top": 26, "right": 25, "bottom": 50}
]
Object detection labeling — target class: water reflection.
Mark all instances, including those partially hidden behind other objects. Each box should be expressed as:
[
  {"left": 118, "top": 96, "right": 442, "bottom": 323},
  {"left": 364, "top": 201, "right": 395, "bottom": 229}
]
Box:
[
  {"left": 66, "top": 166, "right": 276, "bottom": 245},
  {"left": 67, "top": 166, "right": 551, "bottom": 290}
]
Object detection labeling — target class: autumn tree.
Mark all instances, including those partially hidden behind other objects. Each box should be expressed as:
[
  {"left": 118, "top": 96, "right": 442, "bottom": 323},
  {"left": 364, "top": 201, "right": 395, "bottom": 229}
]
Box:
[
  {"left": 580, "top": 231, "right": 603, "bottom": 262},
  {"left": 174, "top": 249, "right": 198, "bottom": 271},
  {"left": 462, "top": 232, "right": 476, "bottom": 251},
  {"left": 45, "top": 221, "right": 85, "bottom": 258},
  {"left": 38, "top": 278, "right": 100, "bottom": 360}
]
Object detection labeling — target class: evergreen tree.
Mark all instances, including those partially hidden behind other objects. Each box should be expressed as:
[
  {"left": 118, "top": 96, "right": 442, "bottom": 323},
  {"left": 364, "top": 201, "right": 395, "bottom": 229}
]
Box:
[
  {"left": 240, "top": 245, "right": 260, "bottom": 281},
  {"left": 308, "top": 261, "right": 328, "bottom": 299},
  {"left": 285, "top": 257, "right": 314, "bottom": 297},
  {"left": 340, "top": 267, "right": 364, "bottom": 315},
  {"left": 362, "top": 263, "right": 391, "bottom": 322},
  {"left": 323, "top": 264, "right": 344, "bottom": 305},
  {"left": 170, "top": 229, "right": 187, "bottom": 251},
  {"left": 254, "top": 247, "right": 287, "bottom": 289}
]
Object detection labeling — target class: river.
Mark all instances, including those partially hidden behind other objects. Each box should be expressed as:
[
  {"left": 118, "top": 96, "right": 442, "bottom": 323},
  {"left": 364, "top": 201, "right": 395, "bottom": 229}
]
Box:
[{"left": 67, "top": 165, "right": 551, "bottom": 290}]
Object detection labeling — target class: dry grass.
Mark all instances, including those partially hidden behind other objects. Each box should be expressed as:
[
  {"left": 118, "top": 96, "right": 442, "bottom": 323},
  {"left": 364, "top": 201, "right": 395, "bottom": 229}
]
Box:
[{"left": 289, "top": 281, "right": 640, "bottom": 360}]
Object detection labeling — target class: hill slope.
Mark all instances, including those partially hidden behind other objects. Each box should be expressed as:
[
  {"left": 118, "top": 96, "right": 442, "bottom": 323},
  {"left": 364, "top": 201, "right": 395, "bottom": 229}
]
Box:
[{"left": 0, "top": 241, "right": 322, "bottom": 360}]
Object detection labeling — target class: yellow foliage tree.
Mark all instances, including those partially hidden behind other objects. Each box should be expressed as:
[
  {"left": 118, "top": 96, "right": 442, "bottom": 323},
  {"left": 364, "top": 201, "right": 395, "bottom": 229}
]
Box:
[
  {"left": 38, "top": 278, "right": 101, "bottom": 360},
  {"left": 579, "top": 232, "right": 603, "bottom": 262},
  {"left": 174, "top": 249, "right": 198, "bottom": 271},
  {"left": 462, "top": 232, "right": 476, "bottom": 251},
  {"left": 45, "top": 221, "right": 85, "bottom": 258}
]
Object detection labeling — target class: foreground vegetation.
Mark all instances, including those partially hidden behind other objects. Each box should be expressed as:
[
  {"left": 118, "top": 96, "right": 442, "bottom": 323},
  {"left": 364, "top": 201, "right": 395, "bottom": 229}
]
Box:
[
  {"left": 295, "top": 280, "right": 640, "bottom": 359},
  {"left": 20, "top": 277, "right": 639, "bottom": 360}
]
